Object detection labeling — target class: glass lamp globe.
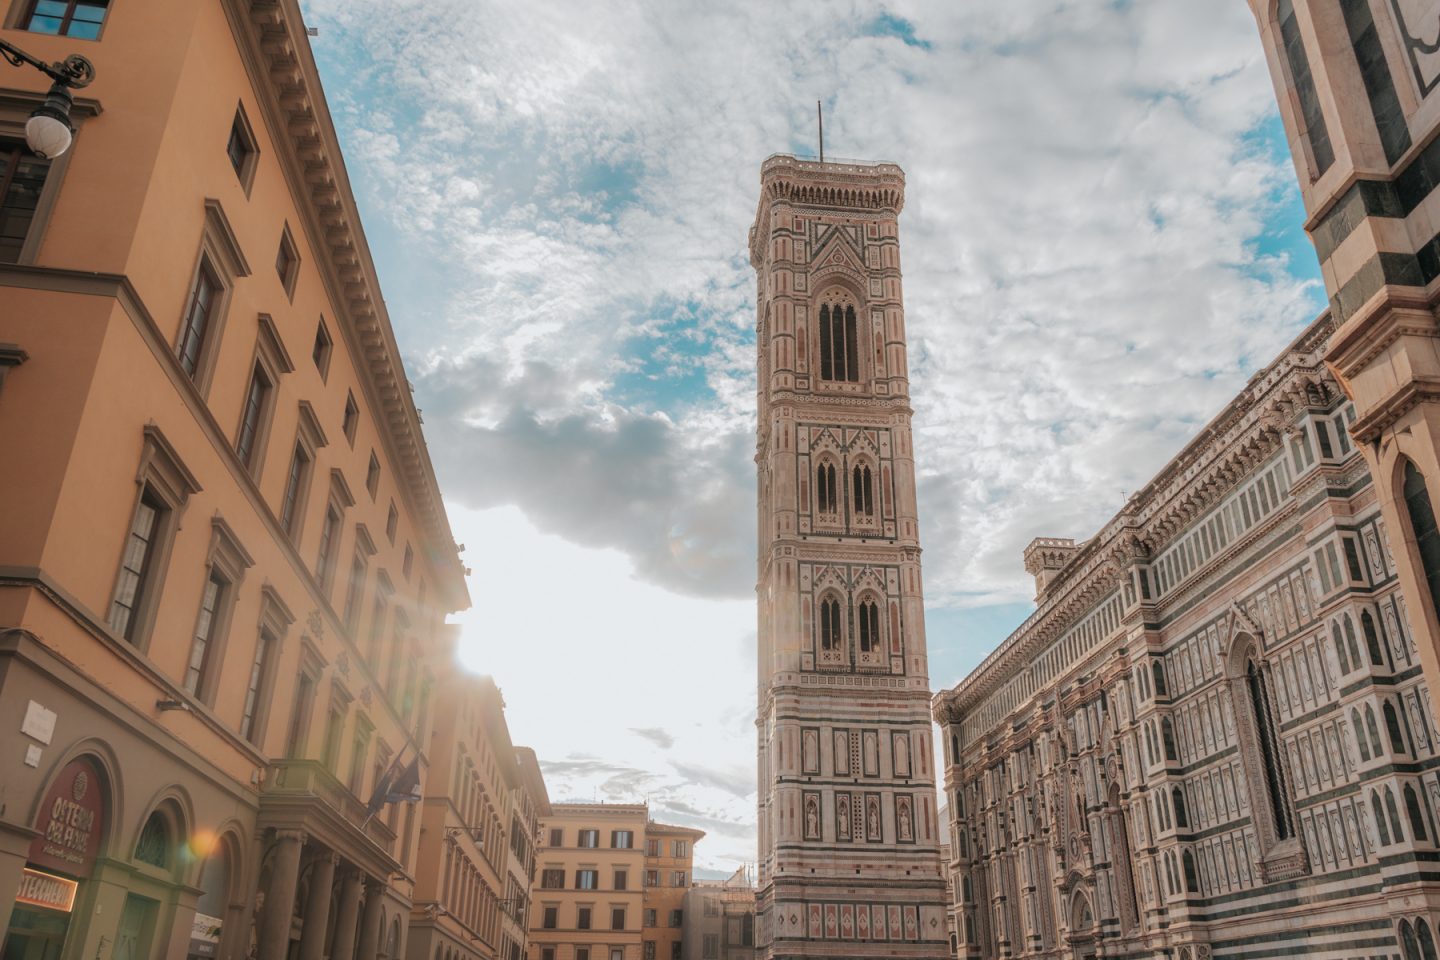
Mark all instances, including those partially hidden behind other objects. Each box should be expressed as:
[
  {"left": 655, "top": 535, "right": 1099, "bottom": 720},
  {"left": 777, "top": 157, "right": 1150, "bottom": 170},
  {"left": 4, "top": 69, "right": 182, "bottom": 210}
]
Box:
[{"left": 25, "top": 113, "right": 73, "bottom": 159}]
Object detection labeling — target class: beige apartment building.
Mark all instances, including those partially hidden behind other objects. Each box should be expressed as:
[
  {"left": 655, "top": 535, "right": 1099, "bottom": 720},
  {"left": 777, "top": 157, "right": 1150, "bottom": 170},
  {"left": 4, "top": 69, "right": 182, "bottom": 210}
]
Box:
[
  {"left": 0, "top": 1, "right": 478, "bottom": 958},
  {"left": 680, "top": 874, "right": 754, "bottom": 960},
  {"left": 641, "top": 823, "right": 703, "bottom": 960},
  {"left": 530, "top": 804, "right": 649, "bottom": 960},
  {"left": 409, "top": 676, "right": 550, "bottom": 960}
]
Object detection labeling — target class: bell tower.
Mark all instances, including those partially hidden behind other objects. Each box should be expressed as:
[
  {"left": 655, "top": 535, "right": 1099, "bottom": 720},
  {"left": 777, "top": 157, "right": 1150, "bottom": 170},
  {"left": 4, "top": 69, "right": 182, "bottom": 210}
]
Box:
[{"left": 750, "top": 154, "right": 949, "bottom": 959}]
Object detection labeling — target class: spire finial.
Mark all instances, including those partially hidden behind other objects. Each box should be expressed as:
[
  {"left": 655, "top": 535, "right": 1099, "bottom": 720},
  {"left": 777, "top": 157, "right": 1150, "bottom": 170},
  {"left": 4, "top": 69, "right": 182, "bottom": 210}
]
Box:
[{"left": 817, "top": 100, "right": 824, "bottom": 163}]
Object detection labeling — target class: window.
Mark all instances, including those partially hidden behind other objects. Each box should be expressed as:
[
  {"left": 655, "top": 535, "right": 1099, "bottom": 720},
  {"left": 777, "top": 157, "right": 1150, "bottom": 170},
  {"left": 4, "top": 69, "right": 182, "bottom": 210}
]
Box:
[
  {"left": 239, "top": 626, "right": 277, "bottom": 744},
  {"left": 0, "top": 142, "right": 49, "bottom": 263},
  {"left": 540, "top": 868, "right": 564, "bottom": 889},
  {"left": 23, "top": 0, "right": 108, "bottom": 38},
  {"left": 367, "top": 451, "right": 381, "bottom": 499},
  {"left": 668, "top": 910, "right": 682, "bottom": 928},
  {"left": 321, "top": 700, "right": 345, "bottom": 771},
  {"left": 643, "top": 909, "right": 656, "bottom": 928},
  {"left": 857, "top": 598, "right": 881, "bottom": 654},
  {"left": 177, "top": 258, "right": 222, "bottom": 380},
  {"left": 225, "top": 106, "right": 258, "bottom": 189},
  {"left": 645, "top": 839, "right": 660, "bottom": 857},
  {"left": 644, "top": 942, "right": 656, "bottom": 960},
  {"left": 342, "top": 392, "right": 359, "bottom": 444},
  {"left": 576, "top": 869, "right": 598, "bottom": 889},
  {"left": 402, "top": 543, "right": 413, "bottom": 579},
  {"left": 284, "top": 670, "right": 316, "bottom": 758},
  {"left": 343, "top": 550, "right": 368, "bottom": 631},
  {"left": 548, "top": 828, "right": 563, "bottom": 847},
  {"left": 576, "top": 950, "right": 589, "bottom": 960},
  {"left": 818, "top": 295, "right": 859, "bottom": 382},
  {"left": 611, "top": 830, "right": 633, "bottom": 849},
  {"left": 316, "top": 505, "right": 341, "bottom": 590},
  {"left": 275, "top": 226, "right": 299, "bottom": 299},
  {"left": 386, "top": 502, "right": 398, "bottom": 543},
  {"left": 670, "top": 871, "right": 686, "bottom": 887},
  {"left": 611, "top": 908, "right": 625, "bottom": 930},
  {"left": 613, "top": 870, "right": 627, "bottom": 890},
  {"left": 618, "top": 950, "right": 628, "bottom": 960},
  {"left": 542, "top": 950, "right": 555, "bottom": 960},
  {"left": 366, "top": 576, "right": 391, "bottom": 667},
  {"left": 312, "top": 319, "right": 333, "bottom": 379},
  {"left": 541, "top": 907, "right": 557, "bottom": 929},
  {"left": 577, "top": 907, "right": 592, "bottom": 930},
  {"left": 852, "top": 464, "right": 874, "bottom": 517},
  {"left": 669, "top": 943, "right": 680, "bottom": 960},
  {"left": 347, "top": 715, "right": 372, "bottom": 794},
  {"left": 184, "top": 569, "right": 229, "bottom": 696},
  {"left": 109, "top": 489, "right": 167, "bottom": 642},
  {"left": 234, "top": 363, "right": 273, "bottom": 470},
  {"left": 703, "top": 935, "right": 718, "bottom": 960},
  {"left": 1404, "top": 460, "right": 1440, "bottom": 627},
  {"left": 645, "top": 870, "right": 659, "bottom": 888},
  {"left": 816, "top": 462, "right": 838, "bottom": 514},
  {"left": 280, "top": 441, "right": 311, "bottom": 537},
  {"left": 819, "top": 596, "right": 842, "bottom": 652}
]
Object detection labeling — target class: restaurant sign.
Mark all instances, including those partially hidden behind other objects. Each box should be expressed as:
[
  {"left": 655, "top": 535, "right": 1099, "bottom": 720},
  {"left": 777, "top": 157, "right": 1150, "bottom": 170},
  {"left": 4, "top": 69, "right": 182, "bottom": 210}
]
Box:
[
  {"left": 15, "top": 868, "right": 78, "bottom": 912},
  {"left": 28, "top": 757, "right": 105, "bottom": 877}
]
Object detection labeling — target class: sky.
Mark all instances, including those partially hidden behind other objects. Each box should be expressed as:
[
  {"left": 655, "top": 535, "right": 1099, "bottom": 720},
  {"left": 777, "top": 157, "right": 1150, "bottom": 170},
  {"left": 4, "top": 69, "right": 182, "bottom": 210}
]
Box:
[{"left": 299, "top": 0, "right": 1328, "bottom": 876}]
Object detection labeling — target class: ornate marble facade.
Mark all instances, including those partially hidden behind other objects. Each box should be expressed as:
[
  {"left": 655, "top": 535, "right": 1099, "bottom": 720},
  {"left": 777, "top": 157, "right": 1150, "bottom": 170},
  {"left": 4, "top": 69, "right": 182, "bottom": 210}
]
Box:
[
  {"left": 750, "top": 155, "right": 949, "bottom": 959},
  {"left": 935, "top": 315, "right": 1440, "bottom": 959}
]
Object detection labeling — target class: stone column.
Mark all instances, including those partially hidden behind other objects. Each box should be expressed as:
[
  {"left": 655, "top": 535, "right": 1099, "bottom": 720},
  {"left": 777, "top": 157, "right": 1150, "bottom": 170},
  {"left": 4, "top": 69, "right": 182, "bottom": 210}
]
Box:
[
  {"left": 354, "top": 878, "right": 386, "bottom": 960},
  {"left": 296, "top": 852, "right": 338, "bottom": 960},
  {"left": 257, "top": 830, "right": 305, "bottom": 960},
  {"left": 328, "top": 867, "right": 365, "bottom": 960}
]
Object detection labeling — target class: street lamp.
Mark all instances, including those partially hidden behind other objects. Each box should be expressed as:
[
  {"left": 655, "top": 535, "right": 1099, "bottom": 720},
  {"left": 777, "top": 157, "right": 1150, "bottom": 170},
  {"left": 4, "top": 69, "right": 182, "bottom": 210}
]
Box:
[{"left": 0, "top": 37, "right": 94, "bottom": 159}]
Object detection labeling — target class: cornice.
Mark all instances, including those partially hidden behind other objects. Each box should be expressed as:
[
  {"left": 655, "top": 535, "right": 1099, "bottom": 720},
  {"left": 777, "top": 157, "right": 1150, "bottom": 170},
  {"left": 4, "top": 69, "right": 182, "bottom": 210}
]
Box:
[{"left": 222, "top": 0, "right": 467, "bottom": 610}]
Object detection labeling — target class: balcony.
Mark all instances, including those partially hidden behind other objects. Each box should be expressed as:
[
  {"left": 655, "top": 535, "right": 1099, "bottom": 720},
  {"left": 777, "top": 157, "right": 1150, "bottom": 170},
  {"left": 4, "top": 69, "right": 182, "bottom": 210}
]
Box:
[{"left": 260, "top": 760, "right": 399, "bottom": 875}]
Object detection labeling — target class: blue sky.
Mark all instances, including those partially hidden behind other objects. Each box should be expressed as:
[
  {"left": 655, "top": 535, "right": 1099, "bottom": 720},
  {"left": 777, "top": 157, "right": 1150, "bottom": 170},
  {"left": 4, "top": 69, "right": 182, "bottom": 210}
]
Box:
[{"left": 302, "top": 0, "right": 1327, "bottom": 874}]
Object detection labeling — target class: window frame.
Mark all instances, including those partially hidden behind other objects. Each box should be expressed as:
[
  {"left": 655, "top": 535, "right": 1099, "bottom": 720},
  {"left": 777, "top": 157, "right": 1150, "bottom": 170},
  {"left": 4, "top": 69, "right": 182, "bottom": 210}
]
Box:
[
  {"left": 16, "top": 0, "right": 112, "bottom": 41},
  {"left": 174, "top": 200, "right": 251, "bottom": 397},
  {"left": 107, "top": 425, "right": 200, "bottom": 649},
  {"left": 239, "top": 586, "right": 293, "bottom": 747},
  {"left": 279, "top": 401, "right": 328, "bottom": 542},
  {"left": 182, "top": 516, "right": 254, "bottom": 705},
  {"left": 275, "top": 222, "right": 300, "bottom": 301},
  {"left": 312, "top": 317, "right": 333, "bottom": 381},
  {"left": 233, "top": 314, "right": 293, "bottom": 479},
  {"left": 282, "top": 639, "right": 325, "bottom": 759},
  {"left": 224, "top": 102, "right": 259, "bottom": 196}
]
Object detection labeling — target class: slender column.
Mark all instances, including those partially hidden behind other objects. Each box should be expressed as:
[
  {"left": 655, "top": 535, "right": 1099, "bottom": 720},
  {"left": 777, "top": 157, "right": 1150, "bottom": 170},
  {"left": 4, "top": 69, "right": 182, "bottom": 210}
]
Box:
[
  {"left": 296, "top": 852, "right": 338, "bottom": 960},
  {"left": 355, "top": 878, "right": 386, "bottom": 960},
  {"left": 257, "top": 830, "right": 305, "bottom": 960},
  {"left": 329, "top": 866, "right": 365, "bottom": 960}
]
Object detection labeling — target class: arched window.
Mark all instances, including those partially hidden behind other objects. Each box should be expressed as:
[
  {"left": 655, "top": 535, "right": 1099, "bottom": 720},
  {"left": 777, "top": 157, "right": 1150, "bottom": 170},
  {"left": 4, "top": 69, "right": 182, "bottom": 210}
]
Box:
[
  {"left": 1164, "top": 853, "right": 1177, "bottom": 895},
  {"left": 852, "top": 463, "right": 875, "bottom": 518},
  {"left": 1405, "top": 784, "right": 1430, "bottom": 843},
  {"left": 1161, "top": 717, "right": 1178, "bottom": 762},
  {"left": 1374, "top": 789, "right": 1392, "bottom": 845},
  {"left": 1403, "top": 460, "right": 1440, "bottom": 625},
  {"left": 1343, "top": 614, "right": 1363, "bottom": 669},
  {"left": 1172, "top": 787, "right": 1188, "bottom": 829},
  {"left": 1182, "top": 849, "right": 1198, "bottom": 893},
  {"left": 816, "top": 462, "right": 838, "bottom": 515},
  {"left": 1333, "top": 622, "right": 1350, "bottom": 674},
  {"left": 1419, "top": 919, "right": 1440, "bottom": 960},
  {"left": 1366, "top": 705, "right": 1383, "bottom": 757},
  {"left": 818, "top": 298, "right": 859, "bottom": 383},
  {"left": 135, "top": 810, "right": 172, "bottom": 868},
  {"left": 951, "top": 734, "right": 959, "bottom": 764},
  {"left": 1362, "top": 611, "right": 1385, "bottom": 667},
  {"left": 819, "top": 596, "right": 842, "bottom": 652},
  {"left": 1353, "top": 708, "right": 1371, "bottom": 761},
  {"left": 856, "top": 597, "right": 881, "bottom": 654},
  {"left": 1385, "top": 701, "right": 1408, "bottom": 755},
  {"left": 1246, "top": 656, "right": 1294, "bottom": 840},
  {"left": 1152, "top": 661, "right": 1167, "bottom": 697},
  {"left": 1400, "top": 919, "right": 1421, "bottom": 960},
  {"left": 1387, "top": 787, "right": 1405, "bottom": 842}
]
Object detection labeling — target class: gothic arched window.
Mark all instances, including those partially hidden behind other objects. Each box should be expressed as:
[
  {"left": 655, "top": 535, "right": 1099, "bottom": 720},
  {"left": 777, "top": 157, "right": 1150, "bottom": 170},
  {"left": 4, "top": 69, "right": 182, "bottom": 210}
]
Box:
[
  {"left": 1362, "top": 611, "right": 1385, "bottom": 667},
  {"left": 1401, "top": 920, "right": 1421, "bottom": 960},
  {"left": 1386, "top": 787, "right": 1405, "bottom": 842},
  {"left": 819, "top": 596, "right": 842, "bottom": 652},
  {"left": 1182, "top": 849, "right": 1198, "bottom": 893},
  {"left": 857, "top": 598, "right": 881, "bottom": 654},
  {"left": 1405, "top": 784, "right": 1430, "bottom": 843},
  {"left": 1374, "top": 789, "right": 1392, "bottom": 845},
  {"left": 852, "top": 464, "right": 875, "bottom": 518},
  {"left": 1353, "top": 708, "right": 1371, "bottom": 761},
  {"left": 1152, "top": 661, "right": 1167, "bottom": 697},
  {"left": 1366, "top": 705, "right": 1383, "bottom": 757},
  {"left": 818, "top": 297, "right": 859, "bottom": 383},
  {"left": 816, "top": 462, "right": 838, "bottom": 515},
  {"left": 1403, "top": 460, "right": 1440, "bottom": 625},
  {"left": 1385, "top": 701, "right": 1408, "bottom": 755},
  {"left": 1172, "top": 787, "right": 1188, "bottom": 829},
  {"left": 1161, "top": 717, "right": 1178, "bottom": 763},
  {"left": 1246, "top": 655, "right": 1294, "bottom": 840},
  {"left": 1419, "top": 919, "right": 1440, "bottom": 960},
  {"left": 1333, "top": 622, "right": 1350, "bottom": 674},
  {"left": 1344, "top": 614, "right": 1363, "bottom": 669}
]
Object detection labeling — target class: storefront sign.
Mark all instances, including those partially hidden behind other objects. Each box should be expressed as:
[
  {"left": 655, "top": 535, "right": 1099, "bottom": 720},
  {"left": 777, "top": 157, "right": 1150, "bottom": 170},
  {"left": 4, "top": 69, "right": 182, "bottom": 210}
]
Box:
[
  {"left": 188, "top": 912, "right": 222, "bottom": 958},
  {"left": 28, "top": 757, "right": 106, "bottom": 878},
  {"left": 15, "top": 868, "right": 78, "bottom": 912}
]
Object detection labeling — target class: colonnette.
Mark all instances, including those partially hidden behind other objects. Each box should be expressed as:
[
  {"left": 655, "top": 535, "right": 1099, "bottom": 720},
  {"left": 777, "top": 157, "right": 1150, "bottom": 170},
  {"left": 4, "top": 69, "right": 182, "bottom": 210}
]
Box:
[{"left": 934, "top": 2, "right": 1440, "bottom": 958}]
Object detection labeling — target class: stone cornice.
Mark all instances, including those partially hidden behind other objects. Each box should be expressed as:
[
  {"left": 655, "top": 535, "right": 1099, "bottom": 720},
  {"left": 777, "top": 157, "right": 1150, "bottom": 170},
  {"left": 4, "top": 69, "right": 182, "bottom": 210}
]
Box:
[
  {"left": 750, "top": 155, "right": 906, "bottom": 267},
  {"left": 937, "top": 311, "right": 1340, "bottom": 717},
  {"left": 223, "top": 0, "right": 467, "bottom": 610}
]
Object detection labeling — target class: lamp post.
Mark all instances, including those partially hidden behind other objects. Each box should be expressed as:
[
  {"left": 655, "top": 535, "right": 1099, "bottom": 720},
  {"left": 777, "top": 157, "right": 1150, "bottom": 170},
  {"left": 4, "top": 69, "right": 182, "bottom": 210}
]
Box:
[{"left": 0, "top": 37, "right": 93, "bottom": 159}]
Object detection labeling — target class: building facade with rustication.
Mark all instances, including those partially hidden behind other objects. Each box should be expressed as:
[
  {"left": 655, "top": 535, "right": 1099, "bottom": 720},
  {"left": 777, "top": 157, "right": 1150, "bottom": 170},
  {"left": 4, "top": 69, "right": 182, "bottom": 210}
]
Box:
[{"left": 750, "top": 155, "right": 949, "bottom": 960}]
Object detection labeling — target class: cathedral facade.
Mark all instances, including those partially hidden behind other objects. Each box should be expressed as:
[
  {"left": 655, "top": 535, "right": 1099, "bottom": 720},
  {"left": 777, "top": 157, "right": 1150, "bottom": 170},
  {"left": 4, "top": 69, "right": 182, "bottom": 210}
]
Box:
[
  {"left": 750, "top": 155, "right": 949, "bottom": 960},
  {"left": 935, "top": 3, "right": 1440, "bottom": 958}
]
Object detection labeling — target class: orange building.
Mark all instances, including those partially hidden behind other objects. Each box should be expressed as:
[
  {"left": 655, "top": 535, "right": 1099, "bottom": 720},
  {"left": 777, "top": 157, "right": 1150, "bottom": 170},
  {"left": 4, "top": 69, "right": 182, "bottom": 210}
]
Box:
[
  {"left": 641, "top": 824, "right": 702, "bottom": 960},
  {"left": 0, "top": 1, "right": 471, "bottom": 958},
  {"left": 409, "top": 675, "right": 551, "bottom": 960}
]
